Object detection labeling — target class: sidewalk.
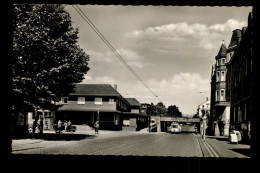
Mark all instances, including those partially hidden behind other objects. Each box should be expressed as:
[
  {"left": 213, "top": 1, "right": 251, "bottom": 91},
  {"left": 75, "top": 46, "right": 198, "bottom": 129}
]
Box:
[{"left": 196, "top": 134, "right": 250, "bottom": 158}]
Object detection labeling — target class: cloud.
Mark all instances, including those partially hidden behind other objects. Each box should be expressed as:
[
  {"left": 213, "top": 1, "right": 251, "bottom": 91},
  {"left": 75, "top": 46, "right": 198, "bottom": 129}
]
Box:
[
  {"left": 126, "top": 19, "right": 246, "bottom": 51},
  {"left": 146, "top": 72, "right": 210, "bottom": 96},
  {"left": 118, "top": 72, "right": 210, "bottom": 112}
]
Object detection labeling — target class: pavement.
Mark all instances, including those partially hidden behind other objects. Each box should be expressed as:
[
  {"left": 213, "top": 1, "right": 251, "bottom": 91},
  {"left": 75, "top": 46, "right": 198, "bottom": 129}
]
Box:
[{"left": 195, "top": 134, "right": 250, "bottom": 158}]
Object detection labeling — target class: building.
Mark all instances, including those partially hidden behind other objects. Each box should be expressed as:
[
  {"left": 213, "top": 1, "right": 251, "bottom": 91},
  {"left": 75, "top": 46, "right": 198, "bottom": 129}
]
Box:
[
  {"left": 56, "top": 84, "right": 129, "bottom": 130},
  {"left": 122, "top": 98, "right": 148, "bottom": 131},
  {"left": 197, "top": 98, "right": 210, "bottom": 118},
  {"left": 210, "top": 41, "right": 230, "bottom": 137},
  {"left": 226, "top": 12, "right": 253, "bottom": 143}
]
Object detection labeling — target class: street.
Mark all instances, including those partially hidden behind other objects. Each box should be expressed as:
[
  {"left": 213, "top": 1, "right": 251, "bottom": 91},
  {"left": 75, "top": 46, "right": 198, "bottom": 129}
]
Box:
[{"left": 12, "top": 130, "right": 250, "bottom": 158}]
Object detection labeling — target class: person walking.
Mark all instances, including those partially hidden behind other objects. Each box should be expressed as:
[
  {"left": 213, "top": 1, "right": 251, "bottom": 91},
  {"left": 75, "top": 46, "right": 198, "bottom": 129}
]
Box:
[{"left": 94, "top": 121, "right": 99, "bottom": 134}]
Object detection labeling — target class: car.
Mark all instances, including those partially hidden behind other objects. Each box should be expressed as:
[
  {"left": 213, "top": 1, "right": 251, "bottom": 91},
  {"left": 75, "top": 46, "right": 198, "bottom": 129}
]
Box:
[{"left": 170, "top": 123, "right": 181, "bottom": 134}]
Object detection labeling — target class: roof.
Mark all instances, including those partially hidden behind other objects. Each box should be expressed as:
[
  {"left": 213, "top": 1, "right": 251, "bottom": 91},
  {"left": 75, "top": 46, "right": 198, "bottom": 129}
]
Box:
[
  {"left": 216, "top": 43, "right": 227, "bottom": 57},
  {"left": 228, "top": 29, "right": 242, "bottom": 48},
  {"left": 125, "top": 98, "right": 141, "bottom": 106},
  {"left": 70, "top": 84, "right": 121, "bottom": 96}
]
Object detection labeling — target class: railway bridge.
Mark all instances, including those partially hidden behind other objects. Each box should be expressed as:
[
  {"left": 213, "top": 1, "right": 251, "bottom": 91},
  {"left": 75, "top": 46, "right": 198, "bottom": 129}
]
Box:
[{"left": 150, "top": 116, "right": 201, "bottom": 132}]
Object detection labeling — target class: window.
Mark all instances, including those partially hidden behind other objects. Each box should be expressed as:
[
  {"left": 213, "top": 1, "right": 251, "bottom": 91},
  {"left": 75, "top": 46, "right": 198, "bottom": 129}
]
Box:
[
  {"left": 216, "top": 90, "right": 219, "bottom": 101},
  {"left": 218, "top": 59, "right": 221, "bottom": 66},
  {"left": 61, "top": 97, "right": 68, "bottom": 104},
  {"left": 95, "top": 97, "right": 102, "bottom": 105},
  {"left": 220, "top": 89, "right": 225, "bottom": 101},
  {"left": 109, "top": 99, "right": 114, "bottom": 104},
  {"left": 78, "top": 97, "right": 85, "bottom": 104},
  {"left": 222, "top": 58, "right": 225, "bottom": 65},
  {"left": 221, "top": 71, "right": 225, "bottom": 81},
  {"left": 216, "top": 71, "right": 220, "bottom": 82},
  {"left": 44, "top": 112, "right": 52, "bottom": 117}
]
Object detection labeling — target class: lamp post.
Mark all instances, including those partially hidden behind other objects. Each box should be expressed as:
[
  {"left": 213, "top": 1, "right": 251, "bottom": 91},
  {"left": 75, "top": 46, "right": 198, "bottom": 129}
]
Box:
[{"left": 97, "top": 109, "right": 99, "bottom": 122}]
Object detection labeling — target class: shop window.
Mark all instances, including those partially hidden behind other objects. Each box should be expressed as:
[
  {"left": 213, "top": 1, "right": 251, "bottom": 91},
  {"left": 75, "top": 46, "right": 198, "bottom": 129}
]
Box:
[
  {"left": 95, "top": 97, "right": 102, "bottom": 105},
  {"left": 78, "top": 97, "right": 85, "bottom": 104},
  {"left": 61, "top": 97, "right": 68, "bottom": 104}
]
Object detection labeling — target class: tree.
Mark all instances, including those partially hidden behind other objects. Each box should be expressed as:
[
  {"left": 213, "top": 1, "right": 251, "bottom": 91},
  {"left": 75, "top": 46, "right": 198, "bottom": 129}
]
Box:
[
  {"left": 156, "top": 102, "right": 167, "bottom": 115},
  {"left": 147, "top": 103, "right": 157, "bottom": 116},
  {"left": 167, "top": 105, "right": 182, "bottom": 117},
  {"left": 12, "top": 4, "right": 90, "bottom": 113}
]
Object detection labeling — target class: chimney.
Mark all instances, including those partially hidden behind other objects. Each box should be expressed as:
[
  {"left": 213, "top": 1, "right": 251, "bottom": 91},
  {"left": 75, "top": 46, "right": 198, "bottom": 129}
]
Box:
[{"left": 114, "top": 84, "right": 117, "bottom": 91}]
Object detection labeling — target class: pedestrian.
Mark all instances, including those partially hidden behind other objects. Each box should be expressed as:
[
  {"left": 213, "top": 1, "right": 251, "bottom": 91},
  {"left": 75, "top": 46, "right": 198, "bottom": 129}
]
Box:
[
  {"left": 94, "top": 121, "right": 99, "bottom": 134},
  {"left": 67, "top": 120, "right": 72, "bottom": 132},
  {"left": 57, "top": 120, "right": 62, "bottom": 133},
  {"left": 64, "top": 120, "right": 68, "bottom": 132}
]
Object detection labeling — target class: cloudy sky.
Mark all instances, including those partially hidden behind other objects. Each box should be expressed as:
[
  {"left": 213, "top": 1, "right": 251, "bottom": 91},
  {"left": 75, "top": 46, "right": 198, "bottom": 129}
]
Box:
[{"left": 65, "top": 5, "right": 252, "bottom": 115}]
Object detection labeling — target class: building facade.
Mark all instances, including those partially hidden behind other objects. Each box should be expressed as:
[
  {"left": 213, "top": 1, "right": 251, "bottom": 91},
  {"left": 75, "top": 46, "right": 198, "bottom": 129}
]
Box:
[
  {"left": 123, "top": 98, "right": 148, "bottom": 131},
  {"left": 226, "top": 12, "right": 253, "bottom": 143},
  {"left": 56, "top": 84, "right": 130, "bottom": 130},
  {"left": 210, "top": 42, "right": 230, "bottom": 137}
]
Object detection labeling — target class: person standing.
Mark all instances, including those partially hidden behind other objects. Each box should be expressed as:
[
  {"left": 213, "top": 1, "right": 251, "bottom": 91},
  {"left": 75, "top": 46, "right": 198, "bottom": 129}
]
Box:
[
  {"left": 64, "top": 120, "right": 68, "bottom": 132},
  {"left": 94, "top": 121, "right": 99, "bottom": 134},
  {"left": 57, "top": 120, "right": 62, "bottom": 133},
  {"left": 67, "top": 120, "right": 72, "bottom": 132}
]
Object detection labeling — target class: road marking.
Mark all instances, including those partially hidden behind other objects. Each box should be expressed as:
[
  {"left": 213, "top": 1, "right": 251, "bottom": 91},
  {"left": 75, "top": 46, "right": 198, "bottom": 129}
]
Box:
[{"left": 201, "top": 139, "right": 219, "bottom": 157}]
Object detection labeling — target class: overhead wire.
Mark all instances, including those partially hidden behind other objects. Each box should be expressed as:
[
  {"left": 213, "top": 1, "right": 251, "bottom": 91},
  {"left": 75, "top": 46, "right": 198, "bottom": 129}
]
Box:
[{"left": 72, "top": 5, "right": 162, "bottom": 102}]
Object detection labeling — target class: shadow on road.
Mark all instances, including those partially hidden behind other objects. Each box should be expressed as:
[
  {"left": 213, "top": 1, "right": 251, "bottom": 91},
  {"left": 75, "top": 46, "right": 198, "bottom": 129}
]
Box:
[
  {"left": 230, "top": 148, "right": 251, "bottom": 157},
  {"left": 12, "top": 133, "right": 96, "bottom": 141}
]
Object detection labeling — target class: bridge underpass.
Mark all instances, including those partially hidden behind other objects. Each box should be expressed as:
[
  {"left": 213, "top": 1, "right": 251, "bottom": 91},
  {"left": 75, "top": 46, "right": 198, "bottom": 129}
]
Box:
[{"left": 151, "top": 116, "right": 201, "bottom": 133}]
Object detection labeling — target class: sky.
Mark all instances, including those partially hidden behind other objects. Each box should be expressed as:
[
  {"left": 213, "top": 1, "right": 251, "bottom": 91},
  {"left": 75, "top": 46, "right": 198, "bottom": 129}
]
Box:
[{"left": 65, "top": 5, "right": 252, "bottom": 115}]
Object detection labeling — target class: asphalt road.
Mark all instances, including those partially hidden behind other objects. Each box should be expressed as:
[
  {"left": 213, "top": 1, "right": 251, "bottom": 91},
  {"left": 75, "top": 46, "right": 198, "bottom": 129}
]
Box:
[{"left": 13, "top": 132, "right": 203, "bottom": 157}]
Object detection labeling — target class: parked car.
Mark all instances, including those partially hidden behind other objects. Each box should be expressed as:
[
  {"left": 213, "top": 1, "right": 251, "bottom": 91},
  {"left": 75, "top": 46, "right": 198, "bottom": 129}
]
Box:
[{"left": 170, "top": 123, "right": 181, "bottom": 134}]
